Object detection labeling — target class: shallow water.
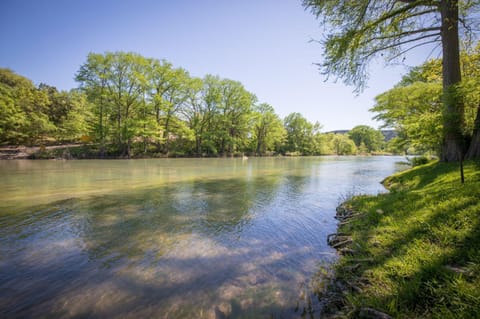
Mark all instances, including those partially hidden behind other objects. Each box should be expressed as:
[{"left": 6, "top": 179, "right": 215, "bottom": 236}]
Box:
[{"left": 0, "top": 156, "right": 407, "bottom": 318}]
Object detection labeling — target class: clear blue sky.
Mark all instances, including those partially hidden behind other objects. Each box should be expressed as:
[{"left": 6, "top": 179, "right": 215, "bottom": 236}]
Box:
[{"left": 0, "top": 0, "right": 431, "bottom": 131}]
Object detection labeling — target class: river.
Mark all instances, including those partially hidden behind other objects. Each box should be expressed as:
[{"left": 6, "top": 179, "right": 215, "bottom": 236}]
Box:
[{"left": 0, "top": 156, "right": 407, "bottom": 318}]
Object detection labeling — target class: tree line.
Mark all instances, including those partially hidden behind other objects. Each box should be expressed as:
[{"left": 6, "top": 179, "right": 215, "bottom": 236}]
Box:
[{"left": 1, "top": 52, "right": 390, "bottom": 158}]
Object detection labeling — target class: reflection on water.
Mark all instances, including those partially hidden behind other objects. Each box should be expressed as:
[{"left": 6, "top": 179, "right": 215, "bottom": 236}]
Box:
[{"left": 0, "top": 157, "right": 407, "bottom": 318}]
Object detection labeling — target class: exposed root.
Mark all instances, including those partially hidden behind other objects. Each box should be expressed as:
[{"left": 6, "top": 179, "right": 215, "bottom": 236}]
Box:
[
  {"left": 346, "top": 282, "right": 363, "bottom": 293},
  {"left": 332, "top": 239, "right": 353, "bottom": 249},
  {"left": 348, "top": 258, "right": 374, "bottom": 263},
  {"left": 344, "top": 263, "right": 361, "bottom": 272},
  {"left": 338, "top": 248, "right": 357, "bottom": 256},
  {"left": 358, "top": 307, "right": 393, "bottom": 319},
  {"left": 323, "top": 204, "right": 393, "bottom": 319}
]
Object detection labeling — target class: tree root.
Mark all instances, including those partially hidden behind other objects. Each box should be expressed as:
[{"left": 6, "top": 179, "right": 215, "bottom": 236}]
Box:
[
  {"left": 335, "top": 213, "right": 363, "bottom": 221},
  {"left": 339, "top": 248, "right": 357, "bottom": 255},
  {"left": 332, "top": 239, "right": 353, "bottom": 249},
  {"left": 323, "top": 204, "right": 392, "bottom": 319},
  {"left": 344, "top": 263, "right": 361, "bottom": 272},
  {"left": 358, "top": 307, "right": 393, "bottom": 319}
]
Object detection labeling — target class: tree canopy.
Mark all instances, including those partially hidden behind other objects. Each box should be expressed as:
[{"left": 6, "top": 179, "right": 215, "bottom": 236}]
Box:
[
  {"left": 303, "top": 0, "right": 480, "bottom": 161},
  {"left": 372, "top": 44, "right": 480, "bottom": 156},
  {"left": 348, "top": 125, "right": 385, "bottom": 153}
]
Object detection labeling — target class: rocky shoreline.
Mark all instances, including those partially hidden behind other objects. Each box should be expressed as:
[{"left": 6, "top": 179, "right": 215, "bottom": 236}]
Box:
[{"left": 320, "top": 203, "right": 393, "bottom": 319}]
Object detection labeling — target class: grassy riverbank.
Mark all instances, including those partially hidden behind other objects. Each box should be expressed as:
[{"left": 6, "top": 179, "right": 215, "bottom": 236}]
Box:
[{"left": 330, "top": 160, "right": 480, "bottom": 318}]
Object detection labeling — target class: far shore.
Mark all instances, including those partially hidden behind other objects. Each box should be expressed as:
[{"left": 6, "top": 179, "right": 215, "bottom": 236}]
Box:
[{"left": 0, "top": 144, "right": 400, "bottom": 160}]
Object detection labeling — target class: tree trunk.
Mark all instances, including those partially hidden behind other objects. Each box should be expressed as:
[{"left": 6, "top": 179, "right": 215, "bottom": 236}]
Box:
[
  {"left": 99, "top": 95, "right": 105, "bottom": 158},
  {"left": 163, "top": 116, "right": 170, "bottom": 155},
  {"left": 440, "top": 0, "right": 464, "bottom": 162},
  {"left": 465, "top": 104, "right": 480, "bottom": 159},
  {"left": 196, "top": 136, "right": 201, "bottom": 155}
]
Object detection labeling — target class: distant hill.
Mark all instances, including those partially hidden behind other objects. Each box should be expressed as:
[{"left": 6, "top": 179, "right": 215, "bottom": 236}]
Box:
[{"left": 326, "top": 129, "right": 398, "bottom": 142}]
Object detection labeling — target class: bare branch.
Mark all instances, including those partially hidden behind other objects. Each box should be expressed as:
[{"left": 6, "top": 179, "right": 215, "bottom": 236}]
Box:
[
  {"left": 386, "top": 37, "right": 441, "bottom": 61},
  {"left": 361, "top": 26, "right": 441, "bottom": 45},
  {"left": 364, "top": 32, "right": 441, "bottom": 58}
]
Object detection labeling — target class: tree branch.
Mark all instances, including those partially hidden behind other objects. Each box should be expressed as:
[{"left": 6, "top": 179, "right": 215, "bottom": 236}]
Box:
[
  {"left": 360, "top": 1, "right": 437, "bottom": 33},
  {"left": 361, "top": 26, "right": 441, "bottom": 45},
  {"left": 386, "top": 37, "right": 441, "bottom": 61},
  {"left": 363, "top": 32, "right": 441, "bottom": 58}
]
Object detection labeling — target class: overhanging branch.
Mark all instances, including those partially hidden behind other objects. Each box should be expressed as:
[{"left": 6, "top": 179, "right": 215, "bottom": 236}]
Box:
[
  {"left": 361, "top": 26, "right": 442, "bottom": 45},
  {"left": 386, "top": 37, "right": 441, "bottom": 61},
  {"left": 363, "top": 32, "right": 441, "bottom": 58}
]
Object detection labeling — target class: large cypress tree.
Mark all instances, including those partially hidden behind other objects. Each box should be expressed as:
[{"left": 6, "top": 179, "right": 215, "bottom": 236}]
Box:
[{"left": 303, "top": 0, "right": 480, "bottom": 161}]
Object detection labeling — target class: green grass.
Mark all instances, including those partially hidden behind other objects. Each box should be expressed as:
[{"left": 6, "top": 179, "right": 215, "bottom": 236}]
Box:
[{"left": 335, "top": 160, "right": 480, "bottom": 318}]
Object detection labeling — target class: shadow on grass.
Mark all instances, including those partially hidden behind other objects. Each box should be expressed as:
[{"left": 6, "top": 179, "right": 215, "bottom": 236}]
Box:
[{"left": 336, "top": 161, "right": 480, "bottom": 318}]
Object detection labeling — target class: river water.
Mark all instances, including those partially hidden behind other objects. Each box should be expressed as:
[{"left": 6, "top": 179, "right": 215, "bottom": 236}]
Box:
[{"left": 0, "top": 156, "right": 406, "bottom": 318}]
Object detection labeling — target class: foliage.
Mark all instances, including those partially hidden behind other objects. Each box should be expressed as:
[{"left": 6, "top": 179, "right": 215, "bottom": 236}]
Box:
[
  {"left": 335, "top": 160, "right": 480, "bottom": 318},
  {"left": 348, "top": 125, "right": 384, "bottom": 153},
  {"left": 76, "top": 52, "right": 152, "bottom": 156},
  {"left": 0, "top": 68, "right": 56, "bottom": 145},
  {"left": 250, "top": 103, "right": 286, "bottom": 155},
  {"left": 372, "top": 45, "right": 480, "bottom": 156},
  {"left": 326, "top": 133, "right": 358, "bottom": 155},
  {"left": 283, "top": 112, "right": 324, "bottom": 155},
  {"left": 2, "top": 53, "right": 393, "bottom": 157},
  {"left": 302, "top": 0, "right": 478, "bottom": 87},
  {"left": 75, "top": 53, "right": 262, "bottom": 157},
  {"left": 303, "top": 0, "right": 480, "bottom": 161},
  {"left": 373, "top": 81, "right": 444, "bottom": 154},
  {"left": 408, "top": 155, "right": 434, "bottom": 167}
]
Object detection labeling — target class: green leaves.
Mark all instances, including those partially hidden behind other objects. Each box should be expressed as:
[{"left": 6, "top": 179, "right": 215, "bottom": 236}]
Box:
[
  {"left": 304, "top": 0, "right": 447, "bottom": 90},
  {"left": 251, "top": 103, "right": 286, "bottom": 155},
  {"left": 371, "top": 45, "right": 480, "bottom": 155},
  {"left": 0, "top": 68, "right": 57, "bottom": 145},
  {"left": 348, "top": 125, "right": 385, "bottom": 152},
  {"left": 75, "top": 52, "right": 264, "bottom": 157}
]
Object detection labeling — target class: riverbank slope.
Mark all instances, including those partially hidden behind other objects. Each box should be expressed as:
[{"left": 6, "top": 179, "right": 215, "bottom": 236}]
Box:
[{"left": 328, "top": 160, "right": 480, "bottom": 318}]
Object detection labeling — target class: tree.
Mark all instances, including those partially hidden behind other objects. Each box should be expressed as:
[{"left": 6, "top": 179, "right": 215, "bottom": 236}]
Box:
[
  {"left": 328, "top": 133, "right": 357, "bottom": 155},
  {"left": 181, "top": 75, "right": 223, "bottom": 155},
  {"left": 0, "top": 68, "right": 55, "bottom": 145},
  {"left": 37, "top": 84, "right": 92, "bottom": 142},
  {"left": 283, "top": 112, "right": 318, "bottom": 154},
  {"left": 303, "top": 0, "right": 480, "bottom": 161},
  {"left": 348, "top": 125, "right": 385, "bottom": 153},
  {"left": 251, "top": 103, "right": 286, "bottom": 155},
  {"left": 372, "top": 46, "right": 480, "bottom": 155},
  {"left": 76, "top": 52, "right": 149, "bottom": 157},
  {"left": 56, "top": 90, "right": 92, "bottom": 142},
  {"left": 373, "top": 81, "right": 444, "bottom": 154},
  {"left": 0, "top": 69, "right": 29, "bottom": 144},
  {"left": 215, "top": 79, "right": 256, "bottom": 155},
  {"left": 149, "top": 59, "right": 191, "bottom": 154},
  {"left": 311, "top": 132, "right": 334, "bottom": 155},
  {"left": 460, "top": 45, "right": 480, "bottom": 158}
]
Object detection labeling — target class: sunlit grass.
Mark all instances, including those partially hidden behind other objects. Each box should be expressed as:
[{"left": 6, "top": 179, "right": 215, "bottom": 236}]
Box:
[{"left": 336, "top": 160, "right": 480, "bottom": 318}]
